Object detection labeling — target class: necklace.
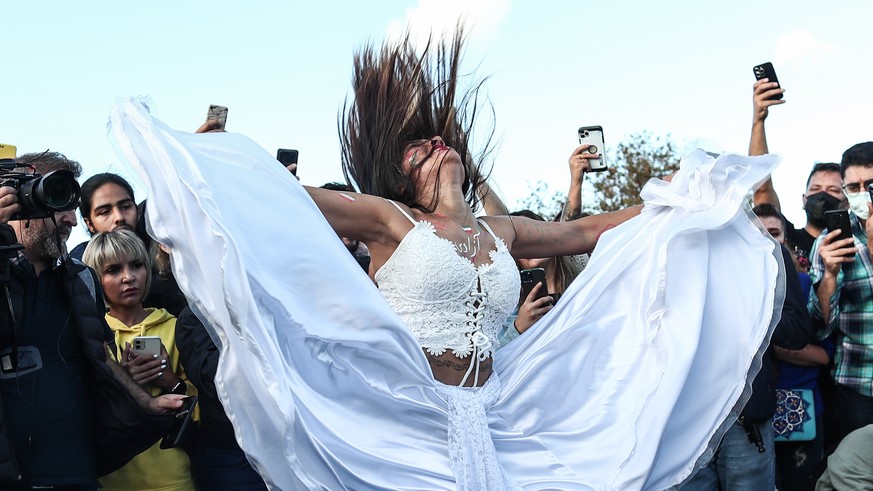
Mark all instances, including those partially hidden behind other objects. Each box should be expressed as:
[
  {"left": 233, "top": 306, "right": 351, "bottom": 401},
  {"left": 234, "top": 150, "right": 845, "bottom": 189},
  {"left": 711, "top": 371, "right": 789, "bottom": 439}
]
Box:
[{"left": 455, "top": 225, "right": 481, "bottom": 258}]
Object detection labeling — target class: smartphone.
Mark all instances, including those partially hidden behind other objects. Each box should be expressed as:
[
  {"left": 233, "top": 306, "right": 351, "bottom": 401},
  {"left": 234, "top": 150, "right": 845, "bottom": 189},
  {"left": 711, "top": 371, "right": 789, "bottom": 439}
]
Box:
[
  {"left": 206, "top": 104, "right": 228, "bottom": 130},
  {"left": 132, "top": 336, "right": 162, "bottom": 357},
  {"left": 752, "top": 62, "right": 783, "bottom": 101},
  {"left": 277, "top": 149, "right": 299, "bottom": 175},
  {"left": 825, "top": 210, "right": 852, "bottom": 243},
  {"left": 160, "top": 396, "right": 199, "bottom": 449},
  {"left": 578, "top": 126, "right": 607, "bottom": 172},
  {"left": 520, "top": 268, "right": 549, "bottom": 301}
]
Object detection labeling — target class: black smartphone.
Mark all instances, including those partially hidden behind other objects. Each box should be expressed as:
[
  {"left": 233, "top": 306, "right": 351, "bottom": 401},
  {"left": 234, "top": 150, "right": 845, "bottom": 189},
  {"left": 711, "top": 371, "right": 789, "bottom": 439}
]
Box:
[
  {"left": 825, "top": 210, "right": 852, "bottom": 243},
  {"left": 578, "top": 126, "right": 607, "bottom": 172},
  {"left": 277, "top": 149, "right": 299, "bottom": 175},
  {"left": 206, "top": 104, "right": 228, "bottom": 130},
  {"left": 752, "top": 62, "right": 783, "bottom": 100},
  {"left": 520, "top": 268, "right": 549, "bottom": 301},
  {"left": 160, "top": 396, "right": 198, "bottom": 450}
]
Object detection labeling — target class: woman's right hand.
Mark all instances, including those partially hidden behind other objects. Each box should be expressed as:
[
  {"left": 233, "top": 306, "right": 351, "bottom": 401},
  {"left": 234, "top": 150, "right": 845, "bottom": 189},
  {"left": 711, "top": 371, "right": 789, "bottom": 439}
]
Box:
[
  {"left": 514, "top": 283, "right": 554, "bottom": 334},
  {"left": 121, "top": 341, "right": 168, "bottom": 386}
]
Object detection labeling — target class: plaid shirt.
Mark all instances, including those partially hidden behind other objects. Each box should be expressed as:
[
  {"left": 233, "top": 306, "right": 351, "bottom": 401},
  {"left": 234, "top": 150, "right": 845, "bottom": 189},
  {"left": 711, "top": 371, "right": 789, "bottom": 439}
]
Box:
[{"left": 809, "top": 212, "right": 873, "bottom": 397}]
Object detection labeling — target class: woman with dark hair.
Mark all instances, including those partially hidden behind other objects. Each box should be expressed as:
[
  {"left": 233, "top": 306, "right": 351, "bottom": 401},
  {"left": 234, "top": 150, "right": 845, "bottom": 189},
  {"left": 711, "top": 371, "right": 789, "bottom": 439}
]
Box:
[
  {"left": 301, "top": 31, "right": 639, "bottom": 389},
  {"left": 111, "top": 28, "right": 784, "bottom": 490},
  {"left": 500, "top": 209, "right": 589, "bottom": 341}
]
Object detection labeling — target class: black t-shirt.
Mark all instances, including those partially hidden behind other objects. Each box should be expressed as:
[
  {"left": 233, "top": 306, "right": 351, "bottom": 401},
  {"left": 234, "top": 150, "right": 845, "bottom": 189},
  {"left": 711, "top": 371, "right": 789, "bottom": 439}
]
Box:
[
  {"left": 0, "top": 263, "right": 97, "bottom": 487},
  {"left": 785, "top": 218, "right": 816, "bottom": 264}
]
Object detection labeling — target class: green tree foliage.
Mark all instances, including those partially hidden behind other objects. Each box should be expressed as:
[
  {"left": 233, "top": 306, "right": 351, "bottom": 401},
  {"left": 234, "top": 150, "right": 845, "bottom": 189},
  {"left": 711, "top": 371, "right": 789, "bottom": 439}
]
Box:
[
  {"left": 514, "top": 180, "right": 566, "bottom": 220},
  {"left": 584, "top": 132, "right": 680, "bottom": 213}
]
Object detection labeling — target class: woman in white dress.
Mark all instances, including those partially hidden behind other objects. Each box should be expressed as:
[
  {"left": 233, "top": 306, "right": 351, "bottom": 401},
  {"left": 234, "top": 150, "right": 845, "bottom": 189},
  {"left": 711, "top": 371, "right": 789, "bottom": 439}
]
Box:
[{"left": 110, "top": 29, "right": 785, "bottom": 491}]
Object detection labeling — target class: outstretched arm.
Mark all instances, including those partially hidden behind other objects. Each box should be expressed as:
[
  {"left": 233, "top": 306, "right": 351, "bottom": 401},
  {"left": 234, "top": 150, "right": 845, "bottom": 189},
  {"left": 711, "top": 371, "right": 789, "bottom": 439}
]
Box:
[
  {"left": 303, "top": 186, "right": 408, "bottom": 251},
  {"left": 750, "top": 78, "right": 786, "bottom": 210},
  {"left": 490, "top": 204, "right": 643, "bottom": 259}
]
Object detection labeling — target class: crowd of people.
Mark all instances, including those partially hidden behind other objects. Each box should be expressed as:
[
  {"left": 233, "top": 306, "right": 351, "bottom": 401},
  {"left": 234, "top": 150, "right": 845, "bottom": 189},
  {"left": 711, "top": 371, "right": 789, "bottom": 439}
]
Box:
[{"left": 0, "top": 27, "right": 871, "bottom": 491}]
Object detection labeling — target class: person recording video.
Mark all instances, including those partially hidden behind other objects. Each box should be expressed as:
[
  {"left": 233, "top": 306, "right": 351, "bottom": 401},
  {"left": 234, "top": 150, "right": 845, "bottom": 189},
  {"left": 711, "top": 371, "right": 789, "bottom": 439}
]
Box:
[{"left": 0, "top": 151, "right": 184, "bottom": 490}]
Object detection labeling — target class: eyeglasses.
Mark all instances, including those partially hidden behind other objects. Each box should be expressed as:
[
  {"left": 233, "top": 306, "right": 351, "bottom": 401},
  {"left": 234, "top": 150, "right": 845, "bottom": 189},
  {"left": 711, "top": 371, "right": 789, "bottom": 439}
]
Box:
[{"left": 842, "top": 179, "right": 873, "bottom": 196}]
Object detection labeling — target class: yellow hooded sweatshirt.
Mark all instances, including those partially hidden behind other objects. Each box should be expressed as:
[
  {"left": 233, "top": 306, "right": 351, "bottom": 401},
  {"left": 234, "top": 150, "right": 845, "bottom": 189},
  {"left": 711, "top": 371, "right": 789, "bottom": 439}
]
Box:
[{"left": 100, "top": 308, "right": 197, "bottom": 491}]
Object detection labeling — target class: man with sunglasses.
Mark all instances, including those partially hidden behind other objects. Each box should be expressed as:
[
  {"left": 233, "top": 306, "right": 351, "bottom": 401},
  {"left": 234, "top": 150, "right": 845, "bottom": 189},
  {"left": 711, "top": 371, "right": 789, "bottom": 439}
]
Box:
[{"left": 809, "top": 142, "right": 873, "bottom": 445}]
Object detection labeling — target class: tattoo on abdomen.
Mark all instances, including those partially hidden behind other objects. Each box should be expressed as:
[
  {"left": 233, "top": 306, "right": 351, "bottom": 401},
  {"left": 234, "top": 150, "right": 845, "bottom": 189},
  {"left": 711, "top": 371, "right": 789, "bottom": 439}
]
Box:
[{"left": 427, "top": 355, "right": 491, "bottom": 372}]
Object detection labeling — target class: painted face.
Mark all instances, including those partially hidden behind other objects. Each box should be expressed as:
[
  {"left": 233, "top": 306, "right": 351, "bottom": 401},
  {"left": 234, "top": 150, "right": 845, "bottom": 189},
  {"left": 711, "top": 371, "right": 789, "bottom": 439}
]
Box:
[
  {"left": 759, "top": 216, "right": 785, "bottom": 244},
  {"left": 402, "top": 136, "right": 460, "bottom": 176},
  {"left": 86, "top": 183, "right": 137, "bottom": 234},
  {"left": 100, "top": 256, "right": 148, "bottom": 309}
]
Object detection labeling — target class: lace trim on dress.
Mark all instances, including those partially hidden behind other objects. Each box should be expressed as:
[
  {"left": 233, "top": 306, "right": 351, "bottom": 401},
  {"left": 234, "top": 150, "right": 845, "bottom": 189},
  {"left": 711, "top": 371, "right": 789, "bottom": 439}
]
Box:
[{"left": 375, "top": 204, "right": 520, "bottom": 376}]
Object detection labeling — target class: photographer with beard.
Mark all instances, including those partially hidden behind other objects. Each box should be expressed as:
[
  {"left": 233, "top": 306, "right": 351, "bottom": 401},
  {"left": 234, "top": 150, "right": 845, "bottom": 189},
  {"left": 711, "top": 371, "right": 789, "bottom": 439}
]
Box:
[
  {"left": 749, "top": 78, "right": 846, "bottom": 267},
  {"left": 0, "top": 151, "right": 184, "bottom": 490}
]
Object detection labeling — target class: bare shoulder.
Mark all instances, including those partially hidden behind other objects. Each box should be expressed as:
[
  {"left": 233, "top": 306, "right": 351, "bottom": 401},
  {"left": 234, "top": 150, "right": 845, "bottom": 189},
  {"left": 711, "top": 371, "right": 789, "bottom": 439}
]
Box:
[
  {"left": 478, "top": 215, "right": 517, "bottom": 249},
  {"left": 304, "top": 186, "right": 415, "bottom": 246}
]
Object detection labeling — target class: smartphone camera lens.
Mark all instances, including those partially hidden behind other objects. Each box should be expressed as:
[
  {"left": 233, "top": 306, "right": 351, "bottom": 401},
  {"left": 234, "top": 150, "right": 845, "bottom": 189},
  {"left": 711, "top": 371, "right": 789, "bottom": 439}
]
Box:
[{"left": 581, "top": 131, "right": 589, "bottom": 138}]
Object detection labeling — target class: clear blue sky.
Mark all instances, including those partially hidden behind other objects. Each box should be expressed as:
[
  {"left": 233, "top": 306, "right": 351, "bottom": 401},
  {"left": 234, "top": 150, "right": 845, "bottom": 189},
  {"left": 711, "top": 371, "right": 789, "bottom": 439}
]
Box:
[{"left": 3, "top": 0, "right": 872, "bottom": 245}]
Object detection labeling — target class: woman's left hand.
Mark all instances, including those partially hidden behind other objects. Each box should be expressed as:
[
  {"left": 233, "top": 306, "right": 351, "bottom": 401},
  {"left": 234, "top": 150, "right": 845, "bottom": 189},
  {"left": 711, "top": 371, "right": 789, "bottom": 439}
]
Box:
[{"left": 148, "top": 343, "right": 183, "bottom": 391}]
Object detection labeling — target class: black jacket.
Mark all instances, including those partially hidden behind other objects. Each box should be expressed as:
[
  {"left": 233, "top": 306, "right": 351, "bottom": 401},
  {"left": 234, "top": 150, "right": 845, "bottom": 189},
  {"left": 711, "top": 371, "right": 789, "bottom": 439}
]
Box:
[
  {"left": 0, "top": 225, "right": 175, "bottom": 480},
  {"left": 741, "top": 244, "right": 813, "bottom": 422},
  {"left": 175, "top": 307, "right": 238, "bottom": 448}
]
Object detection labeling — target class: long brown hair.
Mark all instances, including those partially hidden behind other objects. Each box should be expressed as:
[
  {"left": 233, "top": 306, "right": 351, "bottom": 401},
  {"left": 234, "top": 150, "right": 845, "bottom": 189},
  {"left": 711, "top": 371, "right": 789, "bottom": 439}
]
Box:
[{"left": 340, "top": 27, "right": 495, "bottom": 212}]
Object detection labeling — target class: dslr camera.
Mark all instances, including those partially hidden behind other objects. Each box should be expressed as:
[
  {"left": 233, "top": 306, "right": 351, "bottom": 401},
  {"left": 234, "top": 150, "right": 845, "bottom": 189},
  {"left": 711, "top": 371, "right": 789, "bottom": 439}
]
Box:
[{"left": 0, "top": 146, "right": 80, "bottom": 221}]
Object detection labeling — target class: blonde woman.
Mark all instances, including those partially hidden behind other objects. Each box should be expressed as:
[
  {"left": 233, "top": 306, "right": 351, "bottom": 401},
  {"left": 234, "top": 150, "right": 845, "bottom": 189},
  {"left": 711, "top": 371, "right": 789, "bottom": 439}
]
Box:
[{"left": 83, "top": 229, "right": 196, "bottom": 491}]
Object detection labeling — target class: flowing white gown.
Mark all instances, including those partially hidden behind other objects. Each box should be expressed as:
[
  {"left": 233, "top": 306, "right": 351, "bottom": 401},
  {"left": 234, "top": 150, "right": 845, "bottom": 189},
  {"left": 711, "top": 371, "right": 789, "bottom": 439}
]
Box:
[{"left": 108, "top": 97, "right": 784, "bottom": 491}]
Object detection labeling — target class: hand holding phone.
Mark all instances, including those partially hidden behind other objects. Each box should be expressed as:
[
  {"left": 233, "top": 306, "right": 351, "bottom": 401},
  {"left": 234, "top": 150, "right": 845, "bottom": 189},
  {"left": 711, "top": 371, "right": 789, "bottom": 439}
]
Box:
[
  {"left": 578, "top": 126, "right": 607, "bottom": 172},
  {"left": 520, "top": 268, "right": 549, "bottom": 301},
  {"left": 516, "top": 268, "right": 554, "bottom": 334},
  {"left": 825, "top": 210, "right": 852, "bottom": 243},
  {"left": 206, "top": 104, "right": 228, "bottom": 130},
  {"left": 277, "top": 149, "right": 299, "bottom": 175},
  {"left": 753, "top": 63, "right": 783, "bottom": 101},
  {"left": 132, "top": 336, "right": 162, "bottom": 357}
]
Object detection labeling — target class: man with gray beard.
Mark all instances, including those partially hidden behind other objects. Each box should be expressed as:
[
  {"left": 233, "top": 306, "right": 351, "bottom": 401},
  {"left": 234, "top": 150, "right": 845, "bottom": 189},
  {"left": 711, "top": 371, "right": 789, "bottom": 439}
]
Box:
[{"left": 0, "top": 151, "right": 184, "bottom": 490}]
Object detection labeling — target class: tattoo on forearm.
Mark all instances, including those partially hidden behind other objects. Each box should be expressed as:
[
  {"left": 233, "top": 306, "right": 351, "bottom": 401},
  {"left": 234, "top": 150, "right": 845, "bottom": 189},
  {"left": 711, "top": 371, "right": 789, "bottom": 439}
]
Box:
[{"left": 108, "top": 358, "right": 153, "bottom": 410}]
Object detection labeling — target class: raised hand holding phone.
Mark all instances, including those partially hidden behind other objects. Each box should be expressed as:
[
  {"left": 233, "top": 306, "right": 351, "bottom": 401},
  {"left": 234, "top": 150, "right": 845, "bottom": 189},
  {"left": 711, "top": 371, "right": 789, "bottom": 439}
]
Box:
[
  {"left": 206, "top": 104, "right": 228, "bottom": 130},
  {"left": 577, "top": 126, "right": 607, "bottom": 172},
  {"left": 277, "top": 148, "right": 299, "bottom": 176},
  {"left": 753, "top": 63, "right": 783, "bottom": 100}
]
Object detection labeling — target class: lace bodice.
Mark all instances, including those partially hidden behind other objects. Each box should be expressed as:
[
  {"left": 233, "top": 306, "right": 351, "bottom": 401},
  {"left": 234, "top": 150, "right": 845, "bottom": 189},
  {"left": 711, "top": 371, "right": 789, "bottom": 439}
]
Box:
[{"left": 375, "top": 214, "right": 520, "bottom": 363}]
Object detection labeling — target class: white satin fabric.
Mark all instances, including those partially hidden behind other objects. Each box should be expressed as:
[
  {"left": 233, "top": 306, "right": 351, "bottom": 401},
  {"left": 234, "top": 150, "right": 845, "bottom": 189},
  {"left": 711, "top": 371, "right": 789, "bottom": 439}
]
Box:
[{"left": 108, "top": 97, "right": 784, "bottom": 491}]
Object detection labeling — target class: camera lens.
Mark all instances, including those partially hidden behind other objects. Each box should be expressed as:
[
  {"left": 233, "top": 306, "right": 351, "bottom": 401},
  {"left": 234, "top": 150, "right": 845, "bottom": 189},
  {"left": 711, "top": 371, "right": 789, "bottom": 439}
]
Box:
[
  {"left": 17, "top": 170, "right": 81, "bottom": 219},
  {"left": 39, "top": 171, "right": 79, "bottom": 210}
]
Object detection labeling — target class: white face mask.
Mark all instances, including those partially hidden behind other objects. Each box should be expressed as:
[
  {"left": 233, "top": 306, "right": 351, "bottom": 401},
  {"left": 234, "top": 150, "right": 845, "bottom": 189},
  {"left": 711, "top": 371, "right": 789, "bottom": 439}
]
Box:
[{"left": 846, "top": 192, "right": 871, "bottom": 220}]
